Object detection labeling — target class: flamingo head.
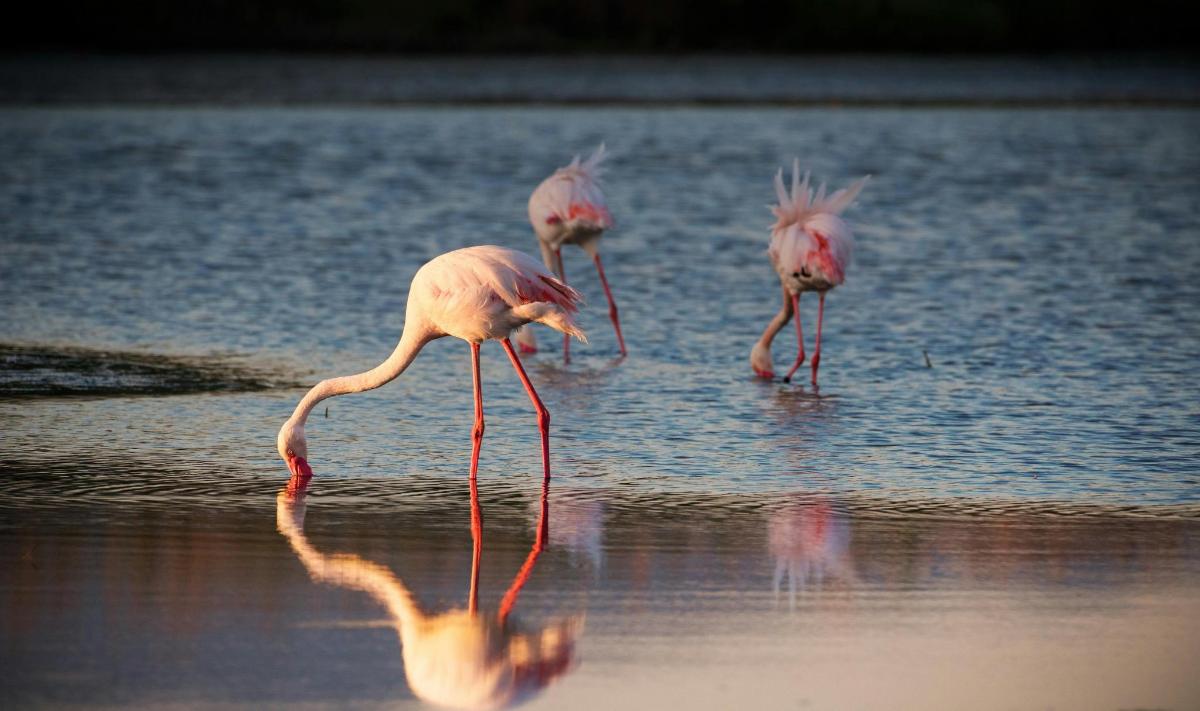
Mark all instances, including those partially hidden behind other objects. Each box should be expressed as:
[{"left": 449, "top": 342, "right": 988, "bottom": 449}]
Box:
[{"left": 277, "top": 420, "right": 313, "bottom": 480}]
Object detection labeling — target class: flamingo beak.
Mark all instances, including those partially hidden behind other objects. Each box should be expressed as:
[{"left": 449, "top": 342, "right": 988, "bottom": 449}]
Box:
[
  {"left": 286, "top": 454, "right": 313, "bottom": 479},
  {"left": 285, "top": 454, "right": 313, "bottom": 497}
]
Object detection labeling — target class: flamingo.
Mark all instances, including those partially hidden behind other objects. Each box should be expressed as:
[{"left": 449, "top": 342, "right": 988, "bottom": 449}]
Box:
[
  {"left": 277, "top": 245, "right": 586, "bottom": 483},
  {"left": 750, "top": 160, "right": 868, "bottom": 386},
  {"left": 516, "top": 144, "right": 626, "bottom": 361}
]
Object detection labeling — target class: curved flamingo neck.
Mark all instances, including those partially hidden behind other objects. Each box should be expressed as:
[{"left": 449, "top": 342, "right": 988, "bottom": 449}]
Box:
[{"left": 288, "top": 319, "right": 437, "bottom": 428}]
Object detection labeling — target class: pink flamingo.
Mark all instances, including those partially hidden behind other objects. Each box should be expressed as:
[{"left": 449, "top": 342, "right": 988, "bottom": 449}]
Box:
[
  {"left": 517, "top": 144, "right": 626, "bottom": 361},
  {"left": 277, "top": 245, "right": 586, "bottom": 482},
  {"left": 751, "top": 160, "right": 868, "bottom": 386}
]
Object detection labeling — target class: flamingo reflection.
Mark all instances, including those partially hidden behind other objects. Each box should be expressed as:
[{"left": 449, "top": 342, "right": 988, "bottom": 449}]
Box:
[
  {"left": 768, "top": 497, "right": 854, "bottom": 610},
  {"left": 277, "top": 478, "right": 580, "bottom": 710},
  {"left": 534, "top": 491, "right": 605, "bottom": 576}
]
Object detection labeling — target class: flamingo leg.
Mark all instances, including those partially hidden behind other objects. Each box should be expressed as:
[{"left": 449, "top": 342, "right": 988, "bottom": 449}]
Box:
[
  {"left": 555, "top": 249, "right": 570, "bottom": 364},
  {"left": 498, "top": 479, "right": 548, "bottom": 625},
  {"left": 811, "top": 291, "right": 825, "bottom": 386},
  {"left": 500, "top": 337, "right": 552, "bottom": 480},
  {"left": 469, "top": 342, "right": 485, "bottom": 480},
  {"left": 467, "top": 342, "right": 485, "bottom": 615},
  {"left": 468, "top": 474, "right": 483, "bottom": 614},
  {"left": 593, "top": 254, "right": 627, "bottom": 356},
  {"left": 783, "top": 293, "right": 806, "bottom": 383}
]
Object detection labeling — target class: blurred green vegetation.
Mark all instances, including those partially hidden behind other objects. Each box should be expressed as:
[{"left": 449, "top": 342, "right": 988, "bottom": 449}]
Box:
[{"left": 7, "top": 0, "right": 1195, "bottom": 52}]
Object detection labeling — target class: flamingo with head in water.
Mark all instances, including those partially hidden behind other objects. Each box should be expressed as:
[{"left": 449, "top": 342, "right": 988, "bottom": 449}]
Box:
[
  {"left": 516, "top": 144, "right": 625, "bottom": 361},
  {"left": 277, "top": 245, "right": 586, "bottom": 483},
  {"left": 751, "top": 160, "right": 868, "bottom": 386}
]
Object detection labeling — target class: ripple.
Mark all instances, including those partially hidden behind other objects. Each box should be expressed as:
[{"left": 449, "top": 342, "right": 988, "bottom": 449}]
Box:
[{"left": 3, "top": 455, "right": 1197, "bottom": 524}]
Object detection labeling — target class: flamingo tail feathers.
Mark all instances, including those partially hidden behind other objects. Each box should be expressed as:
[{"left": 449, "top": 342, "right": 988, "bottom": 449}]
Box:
[
  {"left": 512, "top": 302, "right": 588, "bottom": 343},
  {"left": 771, "top": 159, "right": 869, "bottom": 231}
]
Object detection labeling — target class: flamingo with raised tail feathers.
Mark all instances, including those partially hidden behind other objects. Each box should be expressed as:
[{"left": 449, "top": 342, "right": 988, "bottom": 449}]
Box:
[
  {"left": 277, "top": 245, "right": 586, "bottom": 483},
  {"left": 751, "top": 160, "right": 868, "bottom": 386},
  {"left": 516, "top": 144, "right": 626, "bottom": 362}
]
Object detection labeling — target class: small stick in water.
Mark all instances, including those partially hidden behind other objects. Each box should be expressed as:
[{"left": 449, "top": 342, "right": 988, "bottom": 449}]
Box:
[
  {"left": 923, "top": 350, "right": 933, "bottom": 368},
  {"left": 324, "top": 406, "right": 328, "bottom": 418}
]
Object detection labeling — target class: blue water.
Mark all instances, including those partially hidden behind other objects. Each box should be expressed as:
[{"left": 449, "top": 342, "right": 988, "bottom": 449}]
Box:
[
  {"left": 3, "top": 106, "right": 1198, "bottom": 505},
  {"left": 3, "top": 66, "right": 1200, "bottom": 711}
]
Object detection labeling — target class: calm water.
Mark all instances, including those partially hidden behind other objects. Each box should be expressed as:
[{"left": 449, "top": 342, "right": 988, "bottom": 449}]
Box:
[{"left": 2, "top": 99, "right": 1200, "bottom": 708}]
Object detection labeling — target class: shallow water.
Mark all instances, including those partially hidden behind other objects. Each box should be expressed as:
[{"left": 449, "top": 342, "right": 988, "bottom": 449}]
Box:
[
  {"left": 3, "top": 470, "right": 1199, "bottom": 710},
  {"left": 2, "top": 106, "right": 1198, "bottom": 502},
  {"left": 2, "top": 103, "right": 1200, "bottom": 708}
]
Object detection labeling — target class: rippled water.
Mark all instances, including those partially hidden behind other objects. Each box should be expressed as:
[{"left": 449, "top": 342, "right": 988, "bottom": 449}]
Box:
[
  {"left": 2, "top": 106, "right": 1198, "bottom": 503},
  {"left": 2, "top": 100, "right": 1199, "bottom": 708}
]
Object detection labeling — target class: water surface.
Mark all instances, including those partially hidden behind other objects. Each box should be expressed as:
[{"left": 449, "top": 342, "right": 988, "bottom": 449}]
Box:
[
  {"left": 2, "top": 105, "right": 1198, "bottom": 503},
  {"left": 2, "top": 98, "right": 1199, "bottom": 709}
]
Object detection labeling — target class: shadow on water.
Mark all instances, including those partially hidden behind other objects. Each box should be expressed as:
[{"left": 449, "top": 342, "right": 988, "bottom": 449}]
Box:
[{"left": 277, "top": 475, "right": 582, "bottom": 710}]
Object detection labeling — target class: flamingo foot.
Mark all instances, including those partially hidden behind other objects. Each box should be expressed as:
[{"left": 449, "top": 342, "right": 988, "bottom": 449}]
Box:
[
  {"left": 782, "top": 351, "right": 806, "bottom": 383},
  {"left": 810, "top": 353, "right": 821, "bottom": 386}
]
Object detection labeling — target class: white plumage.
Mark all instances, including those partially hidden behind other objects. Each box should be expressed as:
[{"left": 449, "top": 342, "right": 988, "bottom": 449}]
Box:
[
  {"left": 752, "top": 160, "right": 869, "bottom": 385},
  {"left": 412, "top": 245, "right": 585, "bottom": 344},
  {"left": 518, "top": 144, "right": 626, "bottom": 359},
  {"left": 527, "top": 143, "right": 614, "bottom": 254},
  {"left": 768, "top": 160, "right": 867, "bottom": 290}
]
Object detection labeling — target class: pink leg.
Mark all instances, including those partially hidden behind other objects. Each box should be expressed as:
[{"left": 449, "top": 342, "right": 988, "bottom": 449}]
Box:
[
  {"left": 811, "top": 292, "right": 825, "bottom": 386},
  {"left": 467, "top": 342, "right": 485, "bottom": 615},
  {"left": 556, "top": 249, "right": 570, "bottom": 364},
  {"left": 593, "top": 254, "right": 627, "bottom": 356},
  {"left": 783, "top": 293, "right": 806, "bottom": 383},
  {"left": 469, "top": 342, "right": 485, "bottom": 480},
  {"left": 498, "top": 479, "right": 548, "bottom": 625},
  {"left": 500, "top": 338, "right": 552, "bottom": 480},
  {"left": 468, "top": 474, "right": 483, "bottom": 614}
]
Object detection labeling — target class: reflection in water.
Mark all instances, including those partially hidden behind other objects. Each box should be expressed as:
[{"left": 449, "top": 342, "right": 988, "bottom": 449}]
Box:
[
  {"left": 276, "top": 478, "right": 581, "bottom": 710},
  {"left": 536, "top": 491, "right": 605, "bottom": 575},
  {"left": 768, "top": 497, "right": 853, "bottom": 610}
]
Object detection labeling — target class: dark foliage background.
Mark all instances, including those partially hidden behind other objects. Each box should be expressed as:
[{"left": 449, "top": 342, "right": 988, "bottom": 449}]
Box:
[{"left": 5, "top": 0, "right": 1196, "bottom": 53}]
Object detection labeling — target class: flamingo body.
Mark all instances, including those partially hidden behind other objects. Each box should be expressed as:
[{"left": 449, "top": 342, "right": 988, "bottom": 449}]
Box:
[
  {"left": 518, "top": 145, "right": 626, "bottom": 358},
  {"left": 278, "top": 245, "right": 585, "bottom": 482},
  {"left": 413, "top": 246, "right": 585, "bottom": 344},
  {"left": 751, "top": 160, "right": 868, "bottom": 385},
  {"left": 527, "top": 145, "right": 614, "bottom": 257}
]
